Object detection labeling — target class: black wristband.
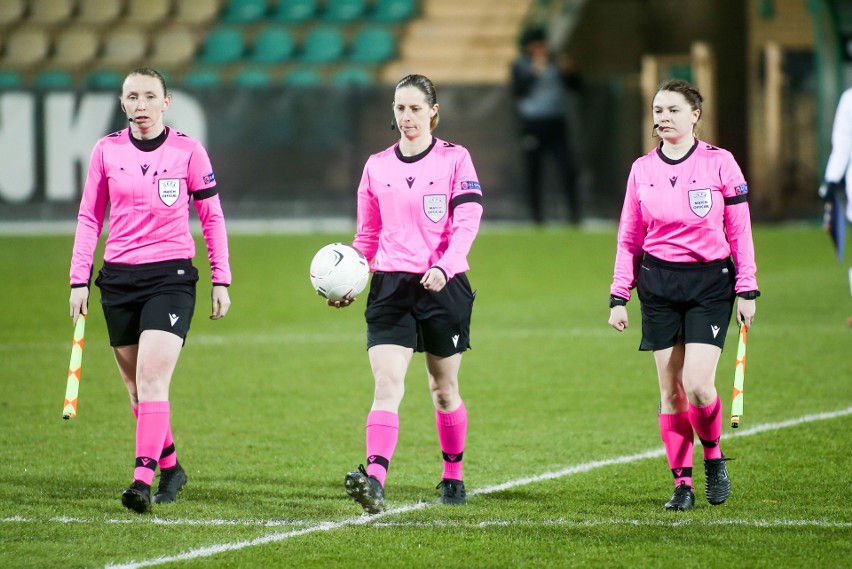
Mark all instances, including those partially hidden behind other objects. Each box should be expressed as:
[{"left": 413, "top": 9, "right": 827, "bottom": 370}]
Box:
[
  {"left": 609, "top": 295, "right": 628, "bottom": 308},
  {"left": 737, "top": 290, "right": 760, "bottom": 300}
]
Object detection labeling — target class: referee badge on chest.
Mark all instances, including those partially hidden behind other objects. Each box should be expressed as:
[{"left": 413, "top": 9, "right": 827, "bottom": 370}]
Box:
[
  {"left": 688, "top": 188, "right": 712, "bottom": 218},
  {"left": 424, "top": 194, "right": 447, "bottom": 222},
  {"left": 158, "top": 178, "right": 180, "bottom": 206}
]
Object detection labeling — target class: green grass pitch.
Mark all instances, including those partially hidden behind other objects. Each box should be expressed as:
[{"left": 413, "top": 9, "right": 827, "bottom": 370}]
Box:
[{"left": 0, "top": 225, "right": 850, "bottom": 568}]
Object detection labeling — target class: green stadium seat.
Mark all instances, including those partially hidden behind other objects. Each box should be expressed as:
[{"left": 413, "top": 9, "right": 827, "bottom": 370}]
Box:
[
  {"left": 0, "top": 71, "right": 23, "bottom": 90},
  {"left": 300, "top": 26, "right": 345, "bottom": 64},
  {"left": 350, "top": 26, "right": 395, "bottom": 64},
  {"left": 233, "top": 68, "right": 273, "bottom": 87},
  {"left": 331, "top": 66, "right": 374, "bottom": 86},
  {"left": 323, "top": 0, "right": 365, "bottom": 23},
  {"left": 198, "top": 27, "right": 246, "bottom": 65},
  {"left": 271, "top": 0, "right": 316, "bottom": 23},
  {"left": 373, "top": 0, "right": 416, "bottom": 22},
  {"left": 182, "top": 69, "right": 224, "bottom": 88},
  {"left": 221, "top": 0, "right": 268, "bottom": 23},
  {"left": 86, "top": 69, "right": 124, "bottom": 90},
  {"left": 249, "top": 27, "right": 295, "bottom": 64},
  {"left": 284, "top": 68, "right": 324, "bottom": 86},
  {"left": 34, "top": 70, "right": 74, "bottom": 90}
]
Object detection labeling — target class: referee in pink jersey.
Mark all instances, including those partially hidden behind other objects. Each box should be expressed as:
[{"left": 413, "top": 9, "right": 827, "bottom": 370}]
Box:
[
  {"left": 608, "top": 79, "right": 759, "bottom": 511},
  {"left": 333, "top": 75, "right": 483, "bottom": 513},
  {"left": 69, "top": 68, "right": 231, "bottom": 513}
]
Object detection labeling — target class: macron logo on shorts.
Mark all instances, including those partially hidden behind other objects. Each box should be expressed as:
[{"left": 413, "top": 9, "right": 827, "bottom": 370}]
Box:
[
  {"left": 711, "top": 325, "right": 720, "bottom": 338},
  {"left": 169, "top": 313, "right": 179, "bottom": 327},
  {"left": 452, "top": 334, "right": 460, "bottom": 348}
]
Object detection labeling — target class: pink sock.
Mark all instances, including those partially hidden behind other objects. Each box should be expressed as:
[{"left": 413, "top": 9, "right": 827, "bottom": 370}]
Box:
[
  {"left": 659, "top": 412, "right": 694, "bottom": 487},
  {"left": 134, "top": 401, "right": 170, "bottom": 485},
  {"left": 688, "top": 396, "right": 723, "bottom": 460},
  {"left": 436, "top": 401, "right": 467, "bottom": 481},
  {"left": 365, "top": 410, "right": 399, "bottom": 487},
  {"left": 131, "top": 403, "right": 177, "bottom": 469}
]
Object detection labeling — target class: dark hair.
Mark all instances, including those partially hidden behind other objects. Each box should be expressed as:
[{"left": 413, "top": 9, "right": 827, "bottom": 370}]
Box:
[
  {"left": 125, "top": 67, "right": 168, "bottom": 96},
  {"left": 395, "top": 74, "right": 439, "bottom": 131},
  {"left": 656, "top": 78, "right": 702, "bottom": 116}
]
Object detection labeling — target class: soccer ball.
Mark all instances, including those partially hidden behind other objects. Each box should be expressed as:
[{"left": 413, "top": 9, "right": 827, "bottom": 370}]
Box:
[{"left": 309, "top": 243, "right": 370, "bottom": 301}]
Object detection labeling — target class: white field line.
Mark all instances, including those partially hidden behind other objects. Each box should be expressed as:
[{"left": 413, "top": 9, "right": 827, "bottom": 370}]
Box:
[{"left": 97, "top": 405, "right": 852, "bottom": 569}]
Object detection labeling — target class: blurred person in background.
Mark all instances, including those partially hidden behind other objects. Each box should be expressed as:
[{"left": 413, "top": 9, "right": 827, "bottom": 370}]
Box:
[
  {"left": 819, "top": 85, "right": 852, "bottom": 325},
  {"left": 607, "top": 79, "right": 759, "bottom": 512},
  {"left": 69, "top": 67, "right": 231, "bottom": 514},
  {"left": 331, "top": 74, "right": 483, "bottom": 514},
  {"left": 511, "top": 26, "right": 582, "bottom": 225}
]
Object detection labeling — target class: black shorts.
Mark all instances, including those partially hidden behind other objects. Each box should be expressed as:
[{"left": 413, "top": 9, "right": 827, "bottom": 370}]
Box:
[
  {"left": 636, "top": 254, "right": 735, "bottom": 351},
  {"left": 364, "top": 271, "right": 476, "bottom": 356},
  {"left": 95, "top": 259, "right": 198, "bottom": 346}
]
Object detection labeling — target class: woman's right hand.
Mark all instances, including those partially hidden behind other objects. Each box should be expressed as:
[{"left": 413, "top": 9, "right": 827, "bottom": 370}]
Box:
[
  {"left": 69, "top": 287, "right": 89, "bottom": 325},
  {"left": 326, "top": 296, "right": 356, "bottom": 309},
  {"left": 608, "top": 305, "right": 629, "bottom": 331}
]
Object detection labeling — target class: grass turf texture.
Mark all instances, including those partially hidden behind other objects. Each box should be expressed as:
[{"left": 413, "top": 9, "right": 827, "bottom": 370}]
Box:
[{"left": 0, "top": 226, "right": 850, "bottom": 568}]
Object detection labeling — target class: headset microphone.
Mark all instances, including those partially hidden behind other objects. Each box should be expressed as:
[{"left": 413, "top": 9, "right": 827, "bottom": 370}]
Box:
[
  {"left": 128, "top": 116, "right": 134, "bottom": 123},
  {"left": 653, "top": 123, "right": 659, "bottom": 129}
]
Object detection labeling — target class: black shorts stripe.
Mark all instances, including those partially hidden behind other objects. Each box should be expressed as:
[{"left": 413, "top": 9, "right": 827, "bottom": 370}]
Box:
[
  {"left": 724, "top": 194, "right": 747, "bottom": 206},
  {"left": 192, "top": 187, "right": 218, "bottom": 200},
  {"left": 451, "top": 192, "right": 482, "bottom": 209}
]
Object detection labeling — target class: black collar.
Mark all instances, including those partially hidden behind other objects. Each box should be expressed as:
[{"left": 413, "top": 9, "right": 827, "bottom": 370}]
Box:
[{"left": 395, "top": 137, "right": 437, "bottom": 163}]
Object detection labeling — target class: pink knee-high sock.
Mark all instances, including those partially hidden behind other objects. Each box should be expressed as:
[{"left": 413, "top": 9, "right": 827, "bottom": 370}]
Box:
[
  {"left": 659, "top": 411, "right": 694, "bottom": 488},
  {"left": 688, "top": 396, "right": 723, "bottom": 460},
  {"left": 436, "top": 401, "right": 467, "bottom": 481},
  {"left": 365, "top": 410, "right": 399, "bottom": 487},
  {"left": 132, "top": 403, "right": 178, "bottom": 469},
  {"left": 134, "top": 401, "right": 171, "bottom": 485}
]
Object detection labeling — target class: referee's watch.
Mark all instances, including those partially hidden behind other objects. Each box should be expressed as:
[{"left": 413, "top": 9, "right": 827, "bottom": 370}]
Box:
[
  {"left": 737, "top": 290, "right": 761, "bottom": 300},
  {"left": 609, "top": 295, "right": 628, "bottom": 308}
]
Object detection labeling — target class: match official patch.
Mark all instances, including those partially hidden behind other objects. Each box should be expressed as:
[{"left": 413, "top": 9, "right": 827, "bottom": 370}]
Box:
[
  {"left": 203, "top": 172, "right": 216, "bottom": 185},
  {"left": 688, "top": 188, "right": 712, "bottom": 218},
  {"left": 158, "top": 179, "right": 180, "bottom": 206},
  {"left": 424, "top": 194, "right": 447, "bottom": 222},
  {"left": 735, "top": 184, "right": 748, "bottom": 195},
  {"left": 460, "top": 181, "right": 480, "bottom": 191}
]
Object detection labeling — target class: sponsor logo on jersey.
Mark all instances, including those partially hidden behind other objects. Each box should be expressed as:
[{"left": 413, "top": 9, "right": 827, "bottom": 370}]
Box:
[
  {"left": 424, "top": 194, "right": 447, "bottom": 222},
  {"left": 141, "top": 164, "right": 150, "bottom": 176},
  {"left": 158, "top": 178, "right": 180, "bottom": 206},
  {"left": 405, "top": 176, "right": 415, "bottom": 188},
  {"left": 669, "top": 176, "right": 678, "bottom": 187},
  {"left": 688, "top": 188, "right": 712, "bottom": 218},
  {"left": 735, "top": 183, "right": 748, "bottom": 195},
  {"left": 203, "top": 172, "right": 215, "bottom": 185},
  {"left": 460, "top": 180, "right": 481, "bottom": 191}
]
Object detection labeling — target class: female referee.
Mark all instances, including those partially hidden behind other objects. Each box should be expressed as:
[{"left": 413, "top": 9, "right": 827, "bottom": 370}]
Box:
[
  {"left": 331, "top": 74, "right": 483, "bottom": 514},
  {"left": 69, "top": 68, "right": 231, "bottom": 513},
  {"left": 608, "top": 79, "right": 758, "bottom": 511}
]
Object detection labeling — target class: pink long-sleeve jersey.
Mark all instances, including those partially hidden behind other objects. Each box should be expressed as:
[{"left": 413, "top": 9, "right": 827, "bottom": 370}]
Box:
[
  {"left": 70, "top": 128, "right": 231, "bottom": 285},
  {"left": 610, "top": 140, "right": 758, "bottom": 300},
  {"left": 353, "top": 137, "right": 483, "bottom": 279}
]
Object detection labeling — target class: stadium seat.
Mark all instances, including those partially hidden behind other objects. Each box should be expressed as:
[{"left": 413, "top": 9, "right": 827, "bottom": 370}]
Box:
[
  {"left": 221, "top": 0, "right": 268, "bottom": 24},
  {"left": 323, "top": 0, "right": 366, "bottom": 23},
  {"left": 284, "top": 68, "right": 323, "bottom": 86},
  {"left": 197, "top": 27, "right": 246, "bottom": 65},
  {"left": 233, "top": 68, "right": 273, "bottom": 87},
  {"left": 3, "top": 27, "right": 51, "bottom": 68},
  {"left": 125, "top": 0, "right": 172, "bottom": 26},
  {"left": 86, "top": 69, "right": 124, "bottom": 90},
  {"left": 249, "top": 27, "right": 295, "bottom": 64},
  {"left": 372, "top": 0, "right": 416, "bottom": 22},
  {"left": 300, "top": 26, "right": 345, "bottom": 64},
  {"left": 173, "top": 0, "right": 220, "bottom": 25},
  {"left": 101, "top": 28, "right": 149, "bottom": 68},
  {"left": 181, "top": 69, "right": 223, "bottom": 88},
  {"left": 270, "top": 0, "right": 317, "bottom": 23},
  {"left": 148, "top": 26, "right": 198, "bottom": 68},
  {"left": 0, "top": 71, "right": 24, "bottom": 90},
  {"left": 34, "top": 69, "right": 74, "bottom": 89},
  {"left": 28, "top": 0, "right": 75, "bottom": 25},
  {"left": 349, "top": 26, "right": 395, "bottom": 64},
  {"left": 331, "top": 66, "right": 374, "bottom": 86},
  {"left": 0, "top": 0, "right": 26, "bottom": 29},
  {"left": 76, "top": 0, "right": 123, "bottom": 26},
  {"left": 51, "top": 27, "right": 101, "bottom": 69}
]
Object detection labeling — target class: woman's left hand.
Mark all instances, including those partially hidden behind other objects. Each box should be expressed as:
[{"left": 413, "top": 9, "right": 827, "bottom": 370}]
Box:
[
  {"left": 736, "top": 298, "right": 756, "bottom": 329},
  {"left": 211, "top": 285, "right": 231, "bottom": 320},
  {"left": 421, "top": 267, "right": 447, "bottom": 292}
]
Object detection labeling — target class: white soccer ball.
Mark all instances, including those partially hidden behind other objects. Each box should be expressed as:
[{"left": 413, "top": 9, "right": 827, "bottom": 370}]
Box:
[{"left": 309, "top": 243, "right": 370, "bottom": 301}]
